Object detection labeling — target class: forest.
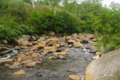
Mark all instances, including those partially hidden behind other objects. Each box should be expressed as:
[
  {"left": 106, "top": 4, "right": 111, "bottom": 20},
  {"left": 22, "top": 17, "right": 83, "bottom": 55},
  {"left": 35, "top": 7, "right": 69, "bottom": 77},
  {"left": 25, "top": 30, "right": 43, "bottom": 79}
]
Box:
[{"left": 0, "top": 0, "right": 120, "bottom": 51}]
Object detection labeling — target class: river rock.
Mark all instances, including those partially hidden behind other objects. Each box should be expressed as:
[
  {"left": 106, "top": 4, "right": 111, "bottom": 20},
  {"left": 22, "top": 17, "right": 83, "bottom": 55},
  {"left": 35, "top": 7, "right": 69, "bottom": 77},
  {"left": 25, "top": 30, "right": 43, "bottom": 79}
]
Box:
[
  {"left": 96, "top": 52, "right": 102, "bottom": 56},
  {"left": 20, "top": 59, "right": 33, "bottom": 64},
  {"left": 67, "top": 67, "right": 79, "bottom": 72},
  {"left": 72, "top": 33, "right": 78, "bottom": 37},
  {"left": 53, "top": 43, "right": 60, "bottom": 48},
  {"left": 0, "top": 49, "right": 13, "bottom": 55},
  {"left": 8, "top": 65, "right": 20, "bottom": 69},
  {"left": 13, "top": 70, "right": 25, "bottom": 75},
  {"left": 26, "top": 62, "right": 37, "bottom": 67},
  {"left": 15, "top": 46, "right": 20, "bottom": 50},
  {"left": 13, "top": 62, "right": 20, "bottom": 66},
  {"left": 74, "top": 42, "right": 83, "bottom": 48},
  {"left": 31, "top": 36, "right": 37, "bottom": 41},
  {"left": 4, "top": 63, "right": 10, "bottom": 67},
  {"left": 68, "top": 75, "right": 80, "bottom": 80},
  {"left": 58, "top": 38, "right": 65, "bottom": 43},
  {"left": 85, "top": 34, "right": 94, "bottom": 39},
  {"left": 68, "top": 40, "right": 75, "bottom": 44},
  {"left": 85, "top": 48, "right": 120, "bottom": 80},
  {"left": 19, "top": 35, "right": 30, "bottom": 41},
  {"left": 31, "top": 53, "right": 40, "bottom": 57},
  {"left": 46, "top": 31, "right": 55, "bottom": 36},
  {"left": 2, "top": 40, "right": 8, "bottom": 44},
  {"left": 60, "top": 43, "right": 68, "bottom": 47},
  {"left": 44, "top": 47, "right": 56, "bottom": 52},
  {"left": 0, "top": 59, "right": 13, "bottom": 63},
  {"left": 64, "top": 48, "right": 69, "bottom": 52},
  {"left": 37, "top": 37, "right": 45, "bottom": 42},
  {"left": 53, "top": 52, "right": 67, "bottom": 56},
  {"left": 89, "top": 49, "right": 97, "bottom": 53},
  {"left": 66, "top": 36, "right": 71, "bottom": 40},
  {"left": 81, "top": 77, "right": 85, "bottom": 80}
]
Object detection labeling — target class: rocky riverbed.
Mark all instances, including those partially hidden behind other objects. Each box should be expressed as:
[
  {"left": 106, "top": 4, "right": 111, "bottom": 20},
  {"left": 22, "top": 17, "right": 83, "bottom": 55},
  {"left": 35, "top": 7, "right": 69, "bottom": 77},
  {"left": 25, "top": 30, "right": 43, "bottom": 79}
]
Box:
[{"left": 0, "top": 33, "right": 103, "bottom": 80}]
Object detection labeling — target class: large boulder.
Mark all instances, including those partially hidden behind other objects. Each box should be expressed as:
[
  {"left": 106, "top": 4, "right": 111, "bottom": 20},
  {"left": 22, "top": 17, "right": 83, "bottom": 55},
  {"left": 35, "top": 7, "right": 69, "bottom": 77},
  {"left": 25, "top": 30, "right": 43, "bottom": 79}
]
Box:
[{"left": 85, "top": 49, "right": 120, "bottom": 80}]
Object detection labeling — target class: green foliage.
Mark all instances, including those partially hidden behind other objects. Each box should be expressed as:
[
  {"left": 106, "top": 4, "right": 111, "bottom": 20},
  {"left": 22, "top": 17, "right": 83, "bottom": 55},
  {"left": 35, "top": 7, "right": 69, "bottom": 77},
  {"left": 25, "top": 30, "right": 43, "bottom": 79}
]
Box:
[
  {"left": 27, "top": 10, "right": 81, "bottom": 35},
  {"left": 93, "top": 9, "right": 120, "bottom": 51}
]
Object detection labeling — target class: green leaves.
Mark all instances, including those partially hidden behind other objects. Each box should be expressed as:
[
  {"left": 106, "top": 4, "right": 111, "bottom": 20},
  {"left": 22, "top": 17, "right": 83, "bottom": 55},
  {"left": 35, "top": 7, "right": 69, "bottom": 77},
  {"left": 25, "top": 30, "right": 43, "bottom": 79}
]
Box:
[{"left": 27, "top": 10, "right": 81, "bottom": 35}]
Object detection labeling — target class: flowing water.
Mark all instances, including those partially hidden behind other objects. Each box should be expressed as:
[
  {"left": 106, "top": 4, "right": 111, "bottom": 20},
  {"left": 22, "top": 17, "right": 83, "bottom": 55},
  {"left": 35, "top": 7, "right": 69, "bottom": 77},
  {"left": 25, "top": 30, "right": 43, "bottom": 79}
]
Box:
[{"left": 0, "top": 43, "right": 95, "bottom": 80}]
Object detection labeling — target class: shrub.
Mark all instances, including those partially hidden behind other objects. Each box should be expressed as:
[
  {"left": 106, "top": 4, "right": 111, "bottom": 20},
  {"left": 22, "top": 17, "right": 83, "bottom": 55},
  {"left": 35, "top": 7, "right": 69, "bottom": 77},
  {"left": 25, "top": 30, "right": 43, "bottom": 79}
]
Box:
[
  {"left": 93, "top": 9, "right": 120, "bottom": 51},
  {"left": 27, "top": 10, "right": 81, "bottom": 35}
]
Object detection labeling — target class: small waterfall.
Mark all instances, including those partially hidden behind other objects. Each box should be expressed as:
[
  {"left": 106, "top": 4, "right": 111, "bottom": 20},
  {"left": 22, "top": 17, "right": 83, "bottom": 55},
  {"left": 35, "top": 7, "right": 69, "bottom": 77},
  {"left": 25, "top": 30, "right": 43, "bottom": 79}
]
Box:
[
  {"left": 0, "top": 48, "right": 18, "bottom": 60},
  {"left": 82, "top": 47, "right": 86, "bottom": 52}
]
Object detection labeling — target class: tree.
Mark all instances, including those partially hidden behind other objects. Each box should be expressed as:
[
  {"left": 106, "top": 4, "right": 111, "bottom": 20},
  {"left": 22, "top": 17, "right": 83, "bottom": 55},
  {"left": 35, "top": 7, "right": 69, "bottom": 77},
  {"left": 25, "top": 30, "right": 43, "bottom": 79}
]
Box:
[{"left": 31, "top": 0, "right": 35, "bottom": 9}]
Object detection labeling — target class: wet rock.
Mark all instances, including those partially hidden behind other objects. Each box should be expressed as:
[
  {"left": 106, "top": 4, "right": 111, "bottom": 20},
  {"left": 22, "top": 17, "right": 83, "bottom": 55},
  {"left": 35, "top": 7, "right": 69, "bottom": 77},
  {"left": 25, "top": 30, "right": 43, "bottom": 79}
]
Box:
[
  {"left": 31, "top": 53, "right": 40, "bottom": 57},
  {"left": 0, "top": 49, "right": 13, "bottom": 55},
  {"left": 68, "top": 75, "right": 80, "bottom": 80},
  {"left": 13, "top": 62, "right": 20, "bottom": 66},
  {"left": 0, "top": 59, "right": 13, "bottom": 63},
  {"left": 91, "top": 55, "right": 99, "bottom": 60},
  {"left": 86, "top": 45, "right": 96, "bottom": 50},
  {"left": 22, "top": 56, "right": 32, "bottom": 61},
  {"left": 22, "top": 49, "right": 30, "bottom": 52},
  {"left": 19, "top": 35, "right": 30, "bottom": 41},
  {"left": 68, "top": 40, "right": 75, "bottom": 44},
  {"left": 67, "top": 67, "right": 79, "bottom": 72},
  {"left": 20, "top": 59, "right": 33, "bottom": 64},
  {"left": 37, "top": 37, "right": 45, "bottom": 42},
  {"left": 92, "top": 39, "right": 97, "bottom": 42},
  {"left": 85, "top": 34, "right": 94, "bottom": 39},
  {"left": 68, "top": 45, "right": 72, "bottom": 48},
  {"left": 77, "top": 35, "right": 85, "bottom": 39},
  {"left": 2, "top": 40, "right": 8, "bottom": 44},
  {"left": 26, "top": 62, "right": 37, "bottom": 67},
  {"left": 15, "top": 46, "right": 20, "bottom": 50},
  {"left": 46, "top": 31, "right": 55, "bottom": 36},
  {"left": 47, "top": 38, "right": 58, "bottom": 46},
  {"left": 58, "top": 38, "right": 65, "bottom": 43},
  {"left": 89, "top": 49, "right": 97, "bottom": 53},
  {"left": 81, "top": 77, "right": 85, "bottom": 80},
  {"left": 60, "top": 43, "right": 68, "bottom": 47},
  {"left": 27, "top": 43, "right": 33, "bottom": 46},
  {"left": 8, "top": 65, "right": 20, "bottom": 69},
  {"left": 12, "top": 70, "right": 25, "bottom": 75},
  {"left": 74, "top": 42, "right": 83, "bottom": 48},
  {"left": 58, "top": 55, "right": 66, "bottom": 59},
  {"left": 53, "top": 52, "right": 67, "bottom": 56},
  {"left": 4, "top": 63, "right": 10, "bottom": 67},
  {"left": 17, "top": 54, "right": 32, "bottom": 61},
  {"left": 15, "top": 35, "right": 30, "bottom": 45},
  {"left": 64, "top": 48, "right": 70, "bottom": 52},
  {"left": 72, "top": 33, "right": 78, "bottom": 37},
  {"left": 66, "top": 36, "right": 71, "bottom": 40},
  {"left": 80, "top": 38, "right": 89, "bottom": 43},
  {"left": 53, "top": 43, "right": 60, "bottom": 48},
  {"left": 44, "top": 47, "right": 56, "bottom": 52},
  {"left": 96, "top": 52, "right": 102, "bottom": 56},
  {"left": 31, "top": 36, "right": 37, "bottom": 41}
]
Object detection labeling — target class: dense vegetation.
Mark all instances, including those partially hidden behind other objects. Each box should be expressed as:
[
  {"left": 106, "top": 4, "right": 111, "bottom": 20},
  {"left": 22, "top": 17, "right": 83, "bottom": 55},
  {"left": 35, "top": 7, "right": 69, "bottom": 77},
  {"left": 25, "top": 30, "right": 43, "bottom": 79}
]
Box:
[{"left": 0, "top": 0, "right": 120, "bottom": 51}]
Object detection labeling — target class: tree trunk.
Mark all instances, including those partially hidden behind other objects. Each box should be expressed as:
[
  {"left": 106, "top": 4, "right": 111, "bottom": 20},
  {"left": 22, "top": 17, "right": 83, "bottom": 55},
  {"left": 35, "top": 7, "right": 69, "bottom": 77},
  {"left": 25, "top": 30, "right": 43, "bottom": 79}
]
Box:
[
  {"left": 48, "top": 0, "right": 51, "bottom": 11},
  {"left": 31, "top": 0, "right": 35, "bottom": 9},
  {"left": 54, "top": 5, "right": 57, "bottom": 16}
]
